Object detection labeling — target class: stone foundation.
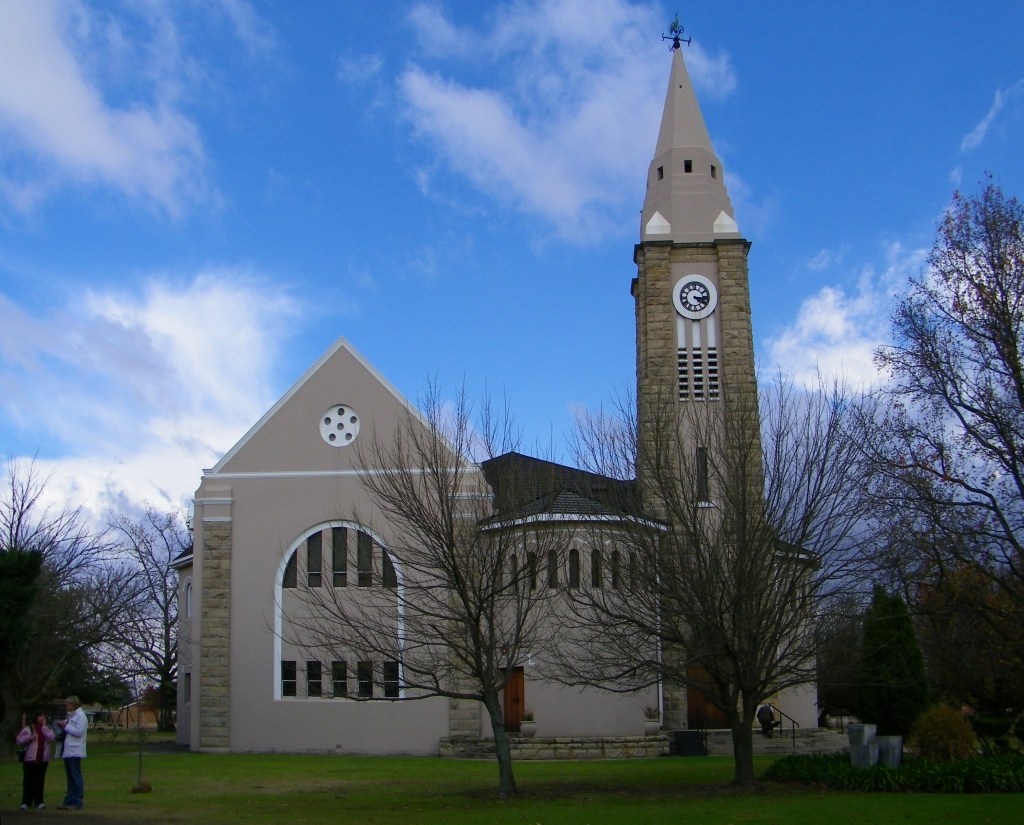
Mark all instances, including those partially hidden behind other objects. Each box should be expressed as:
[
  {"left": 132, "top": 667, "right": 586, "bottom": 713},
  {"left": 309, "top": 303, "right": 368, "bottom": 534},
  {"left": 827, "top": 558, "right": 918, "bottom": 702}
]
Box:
[{"left": 439, "top": 735, "right": 670, "bottom": 760}]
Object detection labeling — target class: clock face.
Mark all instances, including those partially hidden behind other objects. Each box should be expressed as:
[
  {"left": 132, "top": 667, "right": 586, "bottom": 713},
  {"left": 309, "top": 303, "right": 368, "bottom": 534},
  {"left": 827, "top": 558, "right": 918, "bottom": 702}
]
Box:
[{"left": 672, "top": 275, "right": 718, "bottom": 320}]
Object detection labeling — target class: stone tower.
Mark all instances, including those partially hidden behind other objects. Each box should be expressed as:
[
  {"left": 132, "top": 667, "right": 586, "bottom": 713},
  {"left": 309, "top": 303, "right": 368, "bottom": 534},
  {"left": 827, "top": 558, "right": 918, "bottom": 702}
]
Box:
[{"left": 632, "top": 43, "right": 760, "bottom": 729}]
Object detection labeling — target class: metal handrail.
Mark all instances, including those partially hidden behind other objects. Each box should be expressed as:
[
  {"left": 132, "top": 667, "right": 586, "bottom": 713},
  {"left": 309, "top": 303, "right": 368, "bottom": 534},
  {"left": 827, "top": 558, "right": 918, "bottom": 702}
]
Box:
[{"left": 766, "top": 704, "right": 801, "bottom": 750}]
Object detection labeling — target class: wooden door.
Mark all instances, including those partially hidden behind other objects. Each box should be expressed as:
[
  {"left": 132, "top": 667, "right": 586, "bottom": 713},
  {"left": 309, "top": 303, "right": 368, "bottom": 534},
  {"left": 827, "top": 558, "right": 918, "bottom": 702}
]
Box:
[
  {"left": 503, "top": 667, "right": 525, "bottom": 732},
  {"left": 686, "top": 665, "right": 730, "bottom": 729}
]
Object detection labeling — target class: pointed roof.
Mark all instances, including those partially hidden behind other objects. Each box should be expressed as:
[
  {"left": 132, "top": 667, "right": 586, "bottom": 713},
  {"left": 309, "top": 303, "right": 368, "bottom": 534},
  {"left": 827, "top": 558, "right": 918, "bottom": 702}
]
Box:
[{"left": 640, "top": 47, "right": 740, "bottom": 243}]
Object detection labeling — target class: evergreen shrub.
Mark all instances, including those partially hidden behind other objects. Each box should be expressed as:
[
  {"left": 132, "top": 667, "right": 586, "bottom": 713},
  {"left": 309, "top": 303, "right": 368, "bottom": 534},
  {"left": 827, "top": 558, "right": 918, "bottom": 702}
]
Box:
[
  {"left": 763, "top": 751, "right": 1024, "bottom": 792},
  {"left": 909, "top": 703, "right": 976, "bottom": 762}
]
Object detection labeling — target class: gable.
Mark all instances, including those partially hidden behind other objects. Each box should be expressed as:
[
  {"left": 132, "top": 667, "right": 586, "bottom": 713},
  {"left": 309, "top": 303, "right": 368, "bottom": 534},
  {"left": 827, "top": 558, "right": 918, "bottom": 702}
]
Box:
[{"left": 212, "top": 338, "right": 421, "bottom": 475}]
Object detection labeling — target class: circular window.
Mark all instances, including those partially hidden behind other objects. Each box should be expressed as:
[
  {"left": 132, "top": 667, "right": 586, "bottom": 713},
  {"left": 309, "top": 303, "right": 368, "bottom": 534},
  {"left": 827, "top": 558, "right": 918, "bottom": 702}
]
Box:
[{"left": 319, "top": 405, "right": 361, "bottom": 447}]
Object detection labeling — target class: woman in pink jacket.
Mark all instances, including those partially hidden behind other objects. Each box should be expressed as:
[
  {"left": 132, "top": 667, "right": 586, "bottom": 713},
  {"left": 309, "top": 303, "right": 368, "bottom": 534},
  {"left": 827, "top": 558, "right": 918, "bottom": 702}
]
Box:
[{"left": 15, "top": 710, "right": 56, "bottom": 810}]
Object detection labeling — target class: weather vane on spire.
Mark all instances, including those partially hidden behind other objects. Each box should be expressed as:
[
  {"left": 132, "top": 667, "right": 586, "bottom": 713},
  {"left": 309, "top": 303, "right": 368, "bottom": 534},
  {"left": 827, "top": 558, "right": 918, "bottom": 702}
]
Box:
[{"left": 662, "top": 14, "right": 691, "bottom": 50}]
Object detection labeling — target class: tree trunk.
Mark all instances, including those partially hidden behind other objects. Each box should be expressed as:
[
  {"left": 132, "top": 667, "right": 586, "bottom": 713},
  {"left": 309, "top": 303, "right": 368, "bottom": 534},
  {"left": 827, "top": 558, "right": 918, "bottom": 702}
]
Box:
[
  {"left": 730, "top": 711, "right": 757, "bottom": 786},
  {"left": 482, "top": 692, "right": 517, "bottom": 797}
]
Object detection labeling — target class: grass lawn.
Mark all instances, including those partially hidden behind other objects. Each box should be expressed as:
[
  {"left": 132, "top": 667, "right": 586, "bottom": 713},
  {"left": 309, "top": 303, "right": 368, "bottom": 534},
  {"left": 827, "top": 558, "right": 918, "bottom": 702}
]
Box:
[{"left": 3, "top": 738, "right": 1022, "bottom": 824}]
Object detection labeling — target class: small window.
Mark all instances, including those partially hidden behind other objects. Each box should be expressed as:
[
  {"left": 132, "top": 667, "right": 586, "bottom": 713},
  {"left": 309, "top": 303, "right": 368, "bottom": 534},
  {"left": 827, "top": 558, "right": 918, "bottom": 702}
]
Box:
[
  {"left": 281, "top": 661, "right": 297, "bottom": 697},
  {"left": 656, "top": 165, "right": 664, "bottom": 180},
  {"left": 383, "top": 661, "right": 400, "bottom": 699},
  {"left": 184, "top": 672, "right": 191, "bottom": 704},
  {"left": 332, "top": 661, "right": 347, "bottom": 698},
  {"left": 684, "top": 159, "right": 693, "bottom": 173},
  {"left": 591, "top": 549, "right": 602, "bottom": 588},
  {"left": 383, "top": 550, "right": 397, "bottom": 588},
  {"left": 357, "top": 531, "right": 373, "bottom": 587},
  {"left": 547, "top": 549, "right": 558, "bottom": 588},
  {"left": 527, "top": 552, "right": 538, "bottom": 591},
  {"left": 185, "top": 582, "right": 192, "bottom": 617},
  {"left": 696, "top": 446, "right": 710, "bottom": 502},
  {"left": 307, "top": 661, "right": 322, "bottom": 698},
  {"left": 710, "top": 164, "right": 717, "bottom": 179},
  {"left": 283, "top": 552, "right": 297, "bottom": 589},
  {"left": 357, "top": 661, "right": 373, "bottom": 698},
  {"left": 568, "top": 548, "right": 580, "bottom": 588},
  {"left": 307, "top": 532, "right": 322, "bottom": 587},
  {"left": 611, "top": 550, "right": 621, "bottom": 589},
  {"left": 332, "top": 527, "right": 348, "bottom": 587}
]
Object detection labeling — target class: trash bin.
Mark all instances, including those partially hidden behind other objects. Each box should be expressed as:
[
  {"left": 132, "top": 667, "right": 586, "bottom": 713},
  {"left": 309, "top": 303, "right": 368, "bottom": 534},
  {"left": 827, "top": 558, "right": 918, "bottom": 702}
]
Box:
[{"left": 673, "top": 730, "right": 706, "bottom": 756}]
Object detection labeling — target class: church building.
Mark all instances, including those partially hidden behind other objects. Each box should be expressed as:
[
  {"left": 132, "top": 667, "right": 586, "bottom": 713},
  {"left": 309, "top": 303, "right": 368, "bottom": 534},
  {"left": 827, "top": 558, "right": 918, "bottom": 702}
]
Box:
[{"left": 173, "top": 40, "right": 818, "bottom": 755}]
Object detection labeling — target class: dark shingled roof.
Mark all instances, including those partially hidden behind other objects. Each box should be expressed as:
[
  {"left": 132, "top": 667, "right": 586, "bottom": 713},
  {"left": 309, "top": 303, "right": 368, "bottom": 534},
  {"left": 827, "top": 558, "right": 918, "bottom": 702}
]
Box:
[{"left": 480, "top": 451, "right": 641, "bottom": 523}]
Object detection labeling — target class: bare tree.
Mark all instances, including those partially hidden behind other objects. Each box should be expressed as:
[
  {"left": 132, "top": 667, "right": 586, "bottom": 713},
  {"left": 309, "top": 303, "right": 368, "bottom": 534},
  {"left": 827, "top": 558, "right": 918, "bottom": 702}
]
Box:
[
  {"left": 108, "top": 507, "right": 187, "bottom": 731},
  {"left": 858, "top": 179, "right": 1024, "bottom": 676},
  {"left": 560, "top": 377, "right": 874, "bottom": 785},
  {"left": 281, "top": 386, "right": 568, "bottom": 797},
  {"left": 0, "top": 458, "right": 137, "bottom": 747}
]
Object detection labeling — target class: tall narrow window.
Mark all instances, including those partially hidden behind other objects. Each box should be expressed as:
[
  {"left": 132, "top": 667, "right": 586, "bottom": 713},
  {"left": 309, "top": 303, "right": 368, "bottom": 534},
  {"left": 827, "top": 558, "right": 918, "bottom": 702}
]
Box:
[
  {"left": 610, "top": 550, "right": 621, "bottom": 589},
  {"left": 357, "top": 531, "right": 373, "bottom": 587},
  {"left": 281, "top": 661, "right": 297, "bottom": 697},
  {"left": 332, "top": 661, "right": 347, "bottom": 698},
  {"left": 184, "top": 672, "right": 192, "bottom": 704},
  {"left": 383, "top": 550, "right": 397, "bottom": 588},
  {"left": 547, "top": 548, "right": 558, "bottom": 588},
  {"left": 684, "top": 159, "right": 693, "bottom": 173},
  {"left": 283, "top": 552, "right": 297, "bottom": 588},
  {"left": 628, "top": 551, "right": 638, "bottom": 592},
  {"left": 332, "top": 527, "right": 347, "bottom": 587},
  {"left": 696, "top": 446, "right": 710, "bottom": 502},
  {"left": 307, "top": 532, "right": 322, "bottom": 587},
  {"left": 306, "top": 661, "right": 322, "bottom": 697},
  {"left": 357, "top": 661, "right": 373, "bottom": 698},
  {"left": 568, "top": 548, "right": 580, "bottom": 588},
  {"left": 383, "top": 661, "right": 400, "bottom": 699},
  {"left": 527, "top": 552, "right": 538, "bottom": 590},
  {"left": 509, "top": 553, "right": 518, "bottom": 591},
  {"left": 591, "top": 548, "right": 602, "bottom": 588}
]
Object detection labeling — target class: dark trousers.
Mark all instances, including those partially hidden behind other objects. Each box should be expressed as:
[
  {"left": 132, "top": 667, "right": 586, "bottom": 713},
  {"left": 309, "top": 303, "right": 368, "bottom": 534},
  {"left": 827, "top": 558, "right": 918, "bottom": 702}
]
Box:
[
  {"left": 21, "top": 760, "right": 49, "bottom": 806},
  {"left": 62, "top": 757, "right": 84, "bottom": 808}
]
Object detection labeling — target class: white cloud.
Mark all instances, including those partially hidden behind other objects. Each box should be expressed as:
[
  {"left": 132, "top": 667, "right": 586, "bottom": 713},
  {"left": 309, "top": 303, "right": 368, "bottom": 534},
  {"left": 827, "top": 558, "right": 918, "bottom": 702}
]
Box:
[
  {"left": 337, "top": 53, "right": 385, "bottom": 86},
  {"left": 397, "top": 0, "right": 738, "bottom": 241},
  {"left": 0, "top": 272, "right": 299, "bottom": 522},
  {"left": 0, "top": 0, "right": 213, "bottom": 216},
  {"left": 960, "top": 78, "right": 1024, "bottom": 152},
  {"left": 763, "top": 242, "right": 926, "bottom": 388}
]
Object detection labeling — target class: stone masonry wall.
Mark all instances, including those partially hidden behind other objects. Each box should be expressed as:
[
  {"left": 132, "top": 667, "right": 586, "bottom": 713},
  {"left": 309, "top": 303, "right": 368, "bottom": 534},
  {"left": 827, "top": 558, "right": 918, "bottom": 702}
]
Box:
[{"left": 199, "top": 519, "right": 232, "bottom": 750}]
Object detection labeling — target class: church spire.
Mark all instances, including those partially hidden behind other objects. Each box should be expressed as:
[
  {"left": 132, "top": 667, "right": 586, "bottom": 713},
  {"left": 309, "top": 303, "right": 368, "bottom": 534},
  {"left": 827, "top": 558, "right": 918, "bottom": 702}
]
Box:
[{"left": 641, "top": 45, "right": 740, "bottom": 243}]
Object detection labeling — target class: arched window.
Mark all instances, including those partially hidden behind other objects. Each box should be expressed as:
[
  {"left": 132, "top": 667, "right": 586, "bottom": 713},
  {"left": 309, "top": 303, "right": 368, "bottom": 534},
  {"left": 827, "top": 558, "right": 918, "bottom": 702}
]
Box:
[
  {"left": 185, "top": 581, "right": 193, "bottom": 617},
  {"left": 547, "top": 548, "right": 558, "bottom": 588},
  {"left": 283, "top": 552, "right": 297, "bottom": 588},
  {"left": 591, "top": 548, "right": 602, "bottom": 588},
  {"left": 383, "top": 550, "right": 397, "bottom": 588},
  {"left": 611, "top": 550, "right": 621, "bottom": 590},
  {"left": 527, "top": 552, "right": 538, "bottom": 590},
  {"left": 568, "top": 548, "right": 580, "bottom": 588}
]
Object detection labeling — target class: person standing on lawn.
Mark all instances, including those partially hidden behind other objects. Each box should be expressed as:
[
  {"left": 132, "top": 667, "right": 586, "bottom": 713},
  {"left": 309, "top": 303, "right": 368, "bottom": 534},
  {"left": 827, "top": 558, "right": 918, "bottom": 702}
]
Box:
[
  {"left": 56, "top": 695, "right": 88, "bottom": 810},
  {"left": 16, "top": 709, "right": 56, "bottom": 810}
]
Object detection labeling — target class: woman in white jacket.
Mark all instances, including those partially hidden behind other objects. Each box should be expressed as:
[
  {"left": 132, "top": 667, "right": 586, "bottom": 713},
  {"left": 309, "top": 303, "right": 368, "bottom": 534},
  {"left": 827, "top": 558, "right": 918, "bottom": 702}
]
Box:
[
  {"left": 15, "top": 710, "right": 55, "bottom": 810},
  {"left": 56, "top": 695, "right": 88, "bottom": 810}
]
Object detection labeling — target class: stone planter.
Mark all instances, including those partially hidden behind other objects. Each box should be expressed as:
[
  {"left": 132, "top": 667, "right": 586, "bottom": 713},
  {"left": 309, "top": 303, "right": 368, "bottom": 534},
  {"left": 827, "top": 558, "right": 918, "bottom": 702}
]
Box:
[
  {"left": 848, "top": 723, "right": 879, "bottom": 769},
  {"left": 876, "top": 735, "right": 903, "bottom": 768},
  {"left": 519, "top": 721, "right": 536, "bottom": 738},
  {"left": 644, "top": 720, "right": 661, "bottom": 736},
  {"left": 847, "top": 723, "right": 876, "bottom": 746}
]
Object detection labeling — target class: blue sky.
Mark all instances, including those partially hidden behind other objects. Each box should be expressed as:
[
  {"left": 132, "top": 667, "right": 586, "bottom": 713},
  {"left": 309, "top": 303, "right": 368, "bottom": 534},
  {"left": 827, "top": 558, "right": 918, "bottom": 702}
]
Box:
[{"left": 1, "top": 0, "right": 1023, "bottom": 521}]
